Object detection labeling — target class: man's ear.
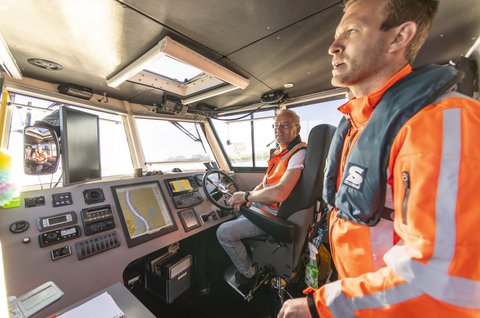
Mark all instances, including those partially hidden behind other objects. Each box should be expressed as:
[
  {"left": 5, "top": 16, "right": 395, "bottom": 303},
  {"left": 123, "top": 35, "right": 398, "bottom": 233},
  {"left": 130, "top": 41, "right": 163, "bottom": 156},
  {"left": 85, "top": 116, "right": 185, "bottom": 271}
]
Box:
[{"left": 388, "top": 21, "right": 417, "bottom": 53}]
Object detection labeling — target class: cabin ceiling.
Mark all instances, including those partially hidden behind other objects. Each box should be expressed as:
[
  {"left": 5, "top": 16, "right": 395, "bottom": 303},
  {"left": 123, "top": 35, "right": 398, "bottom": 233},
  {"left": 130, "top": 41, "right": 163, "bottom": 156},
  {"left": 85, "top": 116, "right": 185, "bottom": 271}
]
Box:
[{"left": 0, "top": 0, "right": 478, "bottom": 111}]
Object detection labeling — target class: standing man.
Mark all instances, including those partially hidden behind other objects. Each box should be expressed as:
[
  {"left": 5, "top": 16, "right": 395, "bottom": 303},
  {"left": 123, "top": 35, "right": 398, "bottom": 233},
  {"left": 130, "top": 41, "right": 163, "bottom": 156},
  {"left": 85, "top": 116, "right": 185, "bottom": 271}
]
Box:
[
  {"left": 279, "top": 0, "right": 480, "bottom": 317},
  {"left": 217, "top": 109, "right": 307, "bottom": 285}
]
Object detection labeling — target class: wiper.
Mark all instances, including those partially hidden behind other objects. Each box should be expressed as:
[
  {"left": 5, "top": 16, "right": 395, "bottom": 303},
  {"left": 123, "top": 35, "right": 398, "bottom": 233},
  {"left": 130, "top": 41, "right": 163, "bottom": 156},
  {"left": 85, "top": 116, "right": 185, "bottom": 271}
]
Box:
[
  {"left": 169, "top": 121, "right": 207, "bottom": 153},
  {"left": 170, "top": 121, "right": 200, "bottom": 142}
]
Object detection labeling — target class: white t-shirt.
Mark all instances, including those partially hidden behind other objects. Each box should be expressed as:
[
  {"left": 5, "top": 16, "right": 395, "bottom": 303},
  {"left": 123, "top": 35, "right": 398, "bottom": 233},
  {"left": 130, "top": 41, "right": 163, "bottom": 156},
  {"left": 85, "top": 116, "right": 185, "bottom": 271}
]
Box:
[{"left": 286, "top": 148, "right": 306, "bottom": 170}]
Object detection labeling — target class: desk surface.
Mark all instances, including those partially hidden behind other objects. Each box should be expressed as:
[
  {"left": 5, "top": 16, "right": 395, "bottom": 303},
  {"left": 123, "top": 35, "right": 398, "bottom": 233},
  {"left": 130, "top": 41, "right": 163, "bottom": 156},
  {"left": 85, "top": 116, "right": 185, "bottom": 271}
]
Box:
[{"left": 53, "top": 282, "right": 155, "bottom": 318}]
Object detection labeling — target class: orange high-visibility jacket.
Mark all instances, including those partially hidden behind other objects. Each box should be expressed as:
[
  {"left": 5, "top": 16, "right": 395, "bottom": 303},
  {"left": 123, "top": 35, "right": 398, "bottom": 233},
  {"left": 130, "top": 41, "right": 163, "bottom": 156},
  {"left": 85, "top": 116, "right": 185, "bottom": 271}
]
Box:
[
  {"left": 258, "top": 136, "right": 306, "bottom": 212},
  {"left": 307, "top": 64, "right": 480, "bottom": 317}
]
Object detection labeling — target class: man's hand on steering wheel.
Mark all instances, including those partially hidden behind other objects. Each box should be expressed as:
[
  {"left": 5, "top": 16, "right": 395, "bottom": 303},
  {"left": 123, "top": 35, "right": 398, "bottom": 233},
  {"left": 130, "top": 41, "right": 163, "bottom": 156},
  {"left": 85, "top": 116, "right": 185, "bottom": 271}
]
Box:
[{"left": 229, "top": 191, "right": 252, "bottom": 211}]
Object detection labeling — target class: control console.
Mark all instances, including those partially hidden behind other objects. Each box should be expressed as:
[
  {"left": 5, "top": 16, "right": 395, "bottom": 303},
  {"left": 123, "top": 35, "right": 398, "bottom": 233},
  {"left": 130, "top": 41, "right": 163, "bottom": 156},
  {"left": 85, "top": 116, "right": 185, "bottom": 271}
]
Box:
[
  {"left": 39, "top": 225, "right": 81, "bottom": 247},
  {"left": 80, "top": 204, "right": 115, "bottom": 235},
  {"left": 165, "top": 176, "right": 203, "bottom": 209}
]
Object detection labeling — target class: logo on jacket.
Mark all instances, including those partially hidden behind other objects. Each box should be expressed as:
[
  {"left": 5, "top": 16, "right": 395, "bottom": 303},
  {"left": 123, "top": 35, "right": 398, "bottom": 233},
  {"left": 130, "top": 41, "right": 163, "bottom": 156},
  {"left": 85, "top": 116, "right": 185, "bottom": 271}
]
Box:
[{"left": 343, "top": 163, "right": 367, "bottom": 191}]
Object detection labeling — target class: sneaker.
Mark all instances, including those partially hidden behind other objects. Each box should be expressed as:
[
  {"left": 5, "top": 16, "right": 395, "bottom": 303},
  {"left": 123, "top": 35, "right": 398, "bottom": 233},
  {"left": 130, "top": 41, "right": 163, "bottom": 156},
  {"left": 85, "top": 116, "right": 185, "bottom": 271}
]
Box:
[{"left": 235, "top": 271, "right": 254, "bottom": 286}]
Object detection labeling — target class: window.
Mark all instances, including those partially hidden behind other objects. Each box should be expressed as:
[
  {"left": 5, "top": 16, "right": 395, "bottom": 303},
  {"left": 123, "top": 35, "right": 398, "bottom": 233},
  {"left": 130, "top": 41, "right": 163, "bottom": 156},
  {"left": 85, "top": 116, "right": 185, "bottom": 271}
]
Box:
[
  {"left": 211, "top": 110, "right": 275, "bottom": 168},
  {"left": 291, "top": 98, "right": 345, "bottom": 142},
  {"left": 211, "top": 98, "right": 345, "bottom": 170},
  {"left": 135, "top": 118, "right": 214, "bottom": 172},
  {"left": 7, "top": 93, "right": 132, "bottom": 187},
  {"left": 69, "top": 107, "right": 132, "bottom": 177}
]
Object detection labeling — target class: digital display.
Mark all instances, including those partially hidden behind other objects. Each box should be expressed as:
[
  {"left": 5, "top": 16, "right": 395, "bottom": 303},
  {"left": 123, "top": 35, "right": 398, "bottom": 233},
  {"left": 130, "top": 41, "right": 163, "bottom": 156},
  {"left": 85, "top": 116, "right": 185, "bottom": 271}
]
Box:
[
  {"left": 60, "top": 227, "right": 76, "bottom": 236},
  {"left": 49, "top": 215, "right": 67, "bottom": 225},
  {"left": 111, "top": 181, "right": 177, "bottom": 247},
  {"left": 167, "top": 178, "right": 193, "bottom": 194}
]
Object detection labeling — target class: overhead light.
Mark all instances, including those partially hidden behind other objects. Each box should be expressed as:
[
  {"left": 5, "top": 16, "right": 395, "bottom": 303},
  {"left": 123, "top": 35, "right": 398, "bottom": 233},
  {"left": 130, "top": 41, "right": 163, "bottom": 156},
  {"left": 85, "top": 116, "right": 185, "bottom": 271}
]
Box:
[
  {"left": 181, "top": 85, "right": 240, "bottom": 105},
  {"left": 57, "top": 83, "right": 93, "bottom": 100},
  {"left": 0, "top": 32, "right": 22, "bottom": 79},
  {"left": 107, "top": 36, "right": 249, "bottom": 100},
  {"left": 28, "top": 58, "right": 63, "bottom": 71}
]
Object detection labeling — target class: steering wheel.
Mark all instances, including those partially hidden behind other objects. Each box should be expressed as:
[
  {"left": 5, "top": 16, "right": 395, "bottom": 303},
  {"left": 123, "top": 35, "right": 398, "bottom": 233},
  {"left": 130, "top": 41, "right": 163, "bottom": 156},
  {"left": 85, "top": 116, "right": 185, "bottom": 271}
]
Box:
[{"left": 202, "top": 169, "right": 238, "bottom": 210}]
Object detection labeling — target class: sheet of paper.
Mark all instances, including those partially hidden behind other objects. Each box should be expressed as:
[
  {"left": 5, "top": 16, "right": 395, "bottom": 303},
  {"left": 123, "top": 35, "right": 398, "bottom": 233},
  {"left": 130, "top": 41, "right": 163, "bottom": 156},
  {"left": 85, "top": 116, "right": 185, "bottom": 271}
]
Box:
[{"left": 57, "top": 292, "right": 124, "bottom": 318}]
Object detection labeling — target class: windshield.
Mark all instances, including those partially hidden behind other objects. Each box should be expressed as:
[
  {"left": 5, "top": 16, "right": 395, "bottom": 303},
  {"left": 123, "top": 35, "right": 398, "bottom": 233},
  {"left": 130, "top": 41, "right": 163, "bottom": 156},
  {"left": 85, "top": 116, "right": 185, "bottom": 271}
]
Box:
[{"left": 135, "top": 118, "right": 215, "bottom": 172}]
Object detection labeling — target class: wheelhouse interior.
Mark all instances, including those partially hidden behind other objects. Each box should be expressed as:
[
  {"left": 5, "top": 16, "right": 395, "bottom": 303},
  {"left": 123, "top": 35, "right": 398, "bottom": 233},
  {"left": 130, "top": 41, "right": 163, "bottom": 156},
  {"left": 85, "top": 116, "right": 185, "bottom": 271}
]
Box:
[{"left": 0, "top": 1, "right": 478, "bottom": 317}]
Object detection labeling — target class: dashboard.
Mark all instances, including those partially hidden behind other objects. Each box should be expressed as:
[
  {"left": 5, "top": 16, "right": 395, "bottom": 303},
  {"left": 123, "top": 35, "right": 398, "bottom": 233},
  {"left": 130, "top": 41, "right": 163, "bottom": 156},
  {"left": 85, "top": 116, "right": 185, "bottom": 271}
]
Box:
[{"left": 0, "top": 172, "right": 233, "bottom": 317}]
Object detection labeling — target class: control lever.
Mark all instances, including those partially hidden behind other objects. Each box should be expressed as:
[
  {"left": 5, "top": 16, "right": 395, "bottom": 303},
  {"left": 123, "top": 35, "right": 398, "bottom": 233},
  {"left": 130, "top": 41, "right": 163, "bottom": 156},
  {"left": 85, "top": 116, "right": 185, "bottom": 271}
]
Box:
[
  {"left": 216, "top": 208, "right": 231, "bottom": 218},
  {"left": 209, "top": 211, "right": 219, "bottom": 221}
]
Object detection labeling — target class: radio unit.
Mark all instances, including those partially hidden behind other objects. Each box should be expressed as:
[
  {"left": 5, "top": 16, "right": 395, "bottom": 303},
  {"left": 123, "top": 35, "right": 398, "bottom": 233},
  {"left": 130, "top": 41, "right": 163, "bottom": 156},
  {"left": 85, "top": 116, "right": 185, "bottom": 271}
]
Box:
[
  {"left": 80, "top": 204, "right": 115, "bottom": 235},
  {"left": 36, "top": 211, "right": 77, "bottom": 232},
  {"left": 39, "top": 225, "right": 81, "bottom": 247}
]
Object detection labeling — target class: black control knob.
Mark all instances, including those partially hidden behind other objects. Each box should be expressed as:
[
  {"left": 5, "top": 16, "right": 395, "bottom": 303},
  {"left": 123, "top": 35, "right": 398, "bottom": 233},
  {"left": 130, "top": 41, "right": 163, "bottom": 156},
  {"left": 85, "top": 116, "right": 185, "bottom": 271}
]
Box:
[{"left": 9, "top": 220, "right": 30, "bottom": 233}]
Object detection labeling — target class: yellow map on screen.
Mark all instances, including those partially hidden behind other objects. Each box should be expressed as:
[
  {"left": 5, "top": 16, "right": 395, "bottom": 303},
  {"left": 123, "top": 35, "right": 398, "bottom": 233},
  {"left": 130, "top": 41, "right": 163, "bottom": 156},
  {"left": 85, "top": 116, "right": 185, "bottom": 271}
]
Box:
[
  {"left": 169, "top": 179, "right": 193, "bottom": 193},
  {"left": 116, "top": 183, "right": 172, "bottom": 238}
]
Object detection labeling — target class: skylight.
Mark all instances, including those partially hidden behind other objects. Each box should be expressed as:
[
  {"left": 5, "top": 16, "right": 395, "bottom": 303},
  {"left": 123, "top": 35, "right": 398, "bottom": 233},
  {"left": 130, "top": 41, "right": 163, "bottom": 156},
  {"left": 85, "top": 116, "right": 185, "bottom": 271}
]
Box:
[
  {"left": 107, "top": 36, "right": 249, "bottom": 104},
  {"left": 143, "top": 56, "right": 203, "bottom": 84}
]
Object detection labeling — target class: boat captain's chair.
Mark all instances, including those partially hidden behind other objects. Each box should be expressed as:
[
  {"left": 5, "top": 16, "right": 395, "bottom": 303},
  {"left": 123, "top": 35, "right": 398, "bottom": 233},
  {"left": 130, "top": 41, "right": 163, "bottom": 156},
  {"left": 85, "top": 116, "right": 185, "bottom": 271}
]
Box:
[{"left": 240, "top": 124, "right": 335, "bottom": 285}]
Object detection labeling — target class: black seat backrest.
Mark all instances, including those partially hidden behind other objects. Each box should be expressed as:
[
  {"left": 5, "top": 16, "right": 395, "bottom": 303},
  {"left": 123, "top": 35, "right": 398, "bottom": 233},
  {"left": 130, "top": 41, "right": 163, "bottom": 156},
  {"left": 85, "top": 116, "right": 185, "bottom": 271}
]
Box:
[
  {"left": 240, "top": 123, "right": 336, "bottom": 242},
  {"left": 277, "top": 124, "right": 336, "bottom": 220}
]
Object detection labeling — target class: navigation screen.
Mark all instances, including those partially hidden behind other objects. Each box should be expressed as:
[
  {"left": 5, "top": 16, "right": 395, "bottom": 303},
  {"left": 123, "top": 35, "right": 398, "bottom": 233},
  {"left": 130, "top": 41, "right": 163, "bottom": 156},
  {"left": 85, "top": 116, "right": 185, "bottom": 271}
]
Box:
[
  {"left": 111, "top": 181, "right": 177, "bottom": 247},
  {"left": 166, "top": 178, "right": 193, "bottom": 196}
]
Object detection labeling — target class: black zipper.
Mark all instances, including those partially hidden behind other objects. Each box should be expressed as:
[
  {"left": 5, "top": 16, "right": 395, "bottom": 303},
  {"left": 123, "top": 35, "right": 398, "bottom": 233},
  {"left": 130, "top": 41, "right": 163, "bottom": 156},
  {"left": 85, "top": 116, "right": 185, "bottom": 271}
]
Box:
[{"left": 402, "top": 171, "right": 410, "bottom": 224}]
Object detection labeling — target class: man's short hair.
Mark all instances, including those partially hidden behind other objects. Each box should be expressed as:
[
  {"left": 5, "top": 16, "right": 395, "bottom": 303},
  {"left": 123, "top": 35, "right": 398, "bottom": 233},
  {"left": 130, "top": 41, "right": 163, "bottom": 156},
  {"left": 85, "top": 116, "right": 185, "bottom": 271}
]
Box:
[
  {"left": 276, "top": 109, "right": 300, "bottom": 125},
  {"left": 343, "top": 0, "right": 439, "bottom": 63}
]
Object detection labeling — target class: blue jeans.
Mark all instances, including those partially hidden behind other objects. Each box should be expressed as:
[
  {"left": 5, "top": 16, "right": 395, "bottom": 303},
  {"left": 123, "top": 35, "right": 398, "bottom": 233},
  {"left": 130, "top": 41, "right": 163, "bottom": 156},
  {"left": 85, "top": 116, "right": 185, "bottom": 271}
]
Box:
[{"left": 216, "top": 215, "right": 266, "bottom": 278}]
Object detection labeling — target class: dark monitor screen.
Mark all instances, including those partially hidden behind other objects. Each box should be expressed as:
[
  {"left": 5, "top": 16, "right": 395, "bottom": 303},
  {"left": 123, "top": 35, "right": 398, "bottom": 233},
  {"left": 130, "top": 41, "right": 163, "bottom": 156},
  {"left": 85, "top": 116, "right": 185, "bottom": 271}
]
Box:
[
  {"left": 60, "top": 107, "right": 101, "bottom": 186},
  {"left": 165, "top": 177, "right": 194, "bottom": 196},
  {"left": 111, "top": 181, "right": 177, "bottom": 248}
]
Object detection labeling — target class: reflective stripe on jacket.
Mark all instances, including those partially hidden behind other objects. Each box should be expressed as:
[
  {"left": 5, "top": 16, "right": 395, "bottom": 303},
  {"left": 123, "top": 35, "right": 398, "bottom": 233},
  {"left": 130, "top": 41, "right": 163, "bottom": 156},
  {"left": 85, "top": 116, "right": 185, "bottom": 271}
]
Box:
[{"left": 308, "top": 65, "right": 480, "bottom": 317}]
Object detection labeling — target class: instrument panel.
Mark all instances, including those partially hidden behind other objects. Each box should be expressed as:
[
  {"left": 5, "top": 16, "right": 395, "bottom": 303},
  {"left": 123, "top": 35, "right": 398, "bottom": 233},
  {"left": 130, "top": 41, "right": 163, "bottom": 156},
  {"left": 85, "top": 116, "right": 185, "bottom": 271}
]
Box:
[{"left": 0, "top": 172, "right": 233, "bottom": 317}]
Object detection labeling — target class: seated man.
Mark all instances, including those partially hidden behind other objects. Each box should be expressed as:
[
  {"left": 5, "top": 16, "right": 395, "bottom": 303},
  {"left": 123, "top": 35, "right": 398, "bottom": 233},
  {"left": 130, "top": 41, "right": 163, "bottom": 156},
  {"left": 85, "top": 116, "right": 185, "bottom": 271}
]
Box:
[
  {"left": 217, "top": 109, "right": 307, "bottom": 285},
  {"left": 32, "top": 146, "right": 52, "bottom": 174}
]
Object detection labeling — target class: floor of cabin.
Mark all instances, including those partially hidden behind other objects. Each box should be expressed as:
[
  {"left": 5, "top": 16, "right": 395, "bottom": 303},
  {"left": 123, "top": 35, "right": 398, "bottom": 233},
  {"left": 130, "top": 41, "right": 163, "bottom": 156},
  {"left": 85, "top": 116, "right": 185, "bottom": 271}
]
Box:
[
  {"left": 133, "top": 272, "right": 278, "bottom": 318},
  {"left": 126, "top": 226, "right": 307, "bottom": 318}
]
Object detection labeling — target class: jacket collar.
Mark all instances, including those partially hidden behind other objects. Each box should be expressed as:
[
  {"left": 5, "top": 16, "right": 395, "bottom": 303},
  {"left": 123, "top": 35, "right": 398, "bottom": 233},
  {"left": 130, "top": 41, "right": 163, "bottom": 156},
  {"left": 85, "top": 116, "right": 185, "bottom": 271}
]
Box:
[
  {"left": 339, "top": 64, "right": 413, "bottom": 126},
  {"left": 273, "top": 135, "right": 302, "bottom": 156}
]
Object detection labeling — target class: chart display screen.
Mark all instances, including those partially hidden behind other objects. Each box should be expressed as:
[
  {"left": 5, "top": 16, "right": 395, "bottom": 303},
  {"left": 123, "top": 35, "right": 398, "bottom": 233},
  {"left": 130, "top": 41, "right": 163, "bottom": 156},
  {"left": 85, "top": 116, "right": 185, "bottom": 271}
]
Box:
[
  {"left": 112, "top": 181, "right": 177, "bottom": 247},
  {"left": 165, "top": 178, "right": 194, "bottom": 196}
]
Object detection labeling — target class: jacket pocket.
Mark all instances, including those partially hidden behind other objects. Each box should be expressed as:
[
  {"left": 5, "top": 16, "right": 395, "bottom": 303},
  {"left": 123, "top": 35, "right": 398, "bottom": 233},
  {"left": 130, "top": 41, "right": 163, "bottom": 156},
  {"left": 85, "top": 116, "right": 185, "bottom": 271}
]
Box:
[{"left": 401, "top": 171, "right": 410, "bottom": 224}]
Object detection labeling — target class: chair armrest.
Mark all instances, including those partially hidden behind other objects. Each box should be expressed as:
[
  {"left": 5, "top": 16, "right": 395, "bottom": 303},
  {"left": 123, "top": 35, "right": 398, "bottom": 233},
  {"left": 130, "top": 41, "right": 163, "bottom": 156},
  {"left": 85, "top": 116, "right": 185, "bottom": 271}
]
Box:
[{"left": 239, "top": 206, "right": 295, "bottom": 242}]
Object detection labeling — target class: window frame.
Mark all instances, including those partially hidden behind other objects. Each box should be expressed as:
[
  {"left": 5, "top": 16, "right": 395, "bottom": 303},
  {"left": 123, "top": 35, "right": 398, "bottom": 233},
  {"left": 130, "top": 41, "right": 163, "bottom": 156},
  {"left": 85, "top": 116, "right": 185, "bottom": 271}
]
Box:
[{"left": 210, "top": 95, "right": 347, "bottom": 172}]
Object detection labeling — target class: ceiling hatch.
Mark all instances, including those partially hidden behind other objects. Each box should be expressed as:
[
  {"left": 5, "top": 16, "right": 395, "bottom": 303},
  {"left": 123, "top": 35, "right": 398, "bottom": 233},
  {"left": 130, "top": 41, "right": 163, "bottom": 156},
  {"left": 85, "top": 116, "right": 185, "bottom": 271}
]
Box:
[{"left": 107, "top": 36, "right": 249, "bottom": 105}]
